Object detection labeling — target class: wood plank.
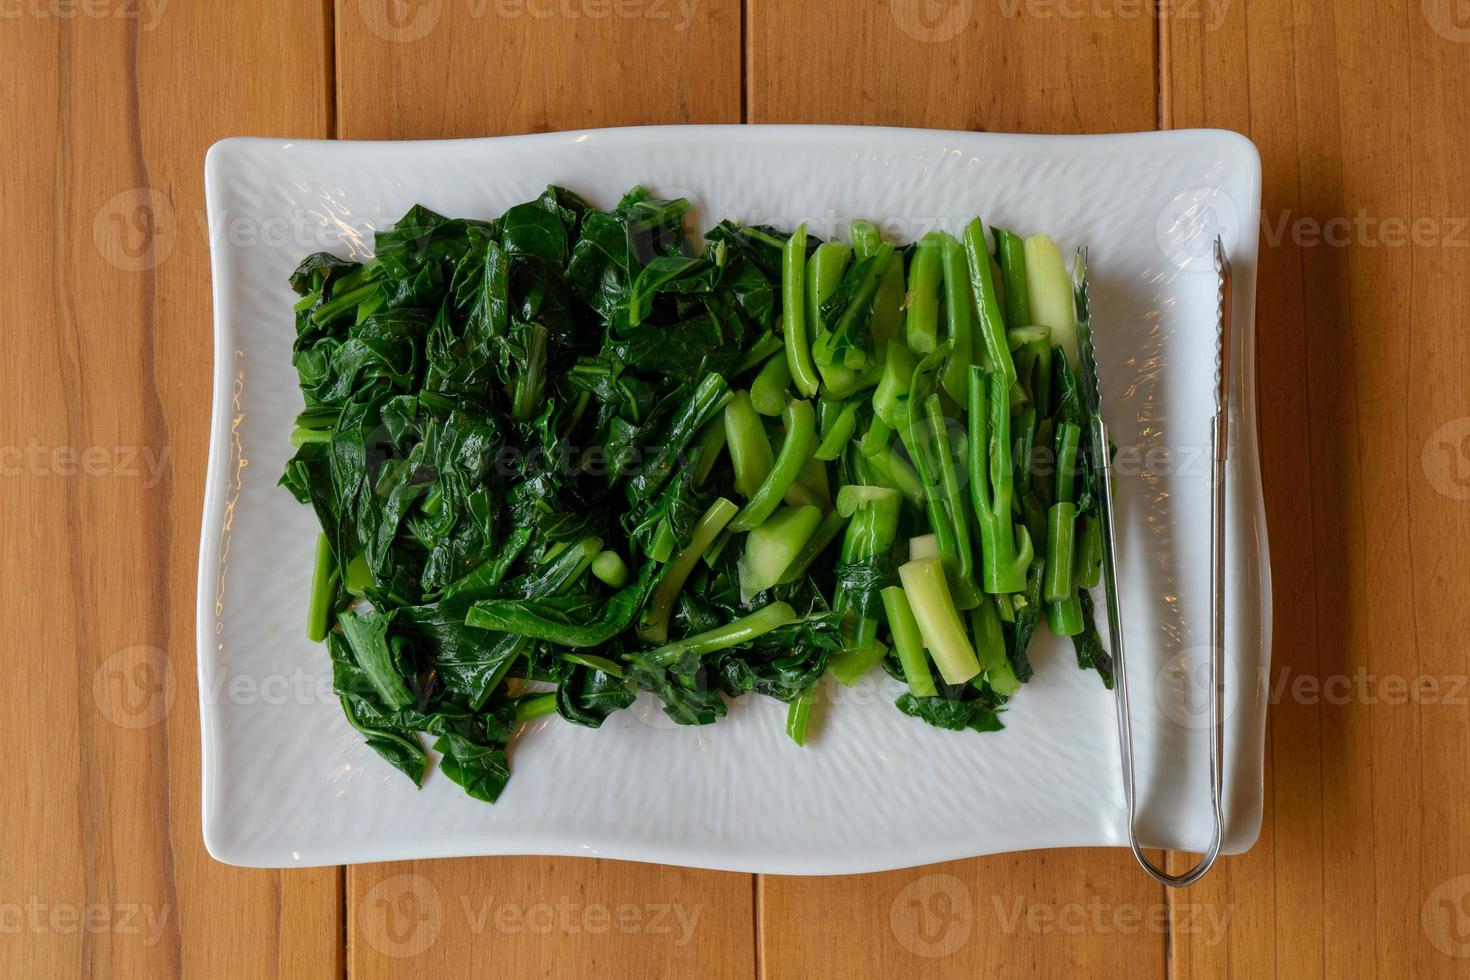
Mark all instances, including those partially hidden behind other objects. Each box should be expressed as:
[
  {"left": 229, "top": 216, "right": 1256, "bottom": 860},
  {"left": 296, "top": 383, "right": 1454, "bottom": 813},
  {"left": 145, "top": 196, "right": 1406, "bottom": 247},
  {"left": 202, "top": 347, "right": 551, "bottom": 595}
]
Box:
[
  {"left": 352, "top": 859, "right": 752, "bottom": 975},
  {"left": 336, "top": 0, "right": 742, "bottom": 139},
  {"left": 1166, "top": 1, "right": 1470, "bottom": 977},
  {"left": 747, "top": 0, "right": 1156, "bottom": 131},
  {"left": 747, "top": 3, "right": 1167, "bottom": 977},
  {"left": 0, "top": 5, "right": 341, "bottom": 978},
  {"left": 334, "top": 4, "right": 752, "bottom": 977}
]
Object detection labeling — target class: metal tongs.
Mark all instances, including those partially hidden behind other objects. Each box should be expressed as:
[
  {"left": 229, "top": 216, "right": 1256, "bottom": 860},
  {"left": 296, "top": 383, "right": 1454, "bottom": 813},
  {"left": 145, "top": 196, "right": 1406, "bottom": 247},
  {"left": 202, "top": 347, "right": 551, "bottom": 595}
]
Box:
[{"left": 1074, "top": 239, "right": 1231, "bottom": 888}]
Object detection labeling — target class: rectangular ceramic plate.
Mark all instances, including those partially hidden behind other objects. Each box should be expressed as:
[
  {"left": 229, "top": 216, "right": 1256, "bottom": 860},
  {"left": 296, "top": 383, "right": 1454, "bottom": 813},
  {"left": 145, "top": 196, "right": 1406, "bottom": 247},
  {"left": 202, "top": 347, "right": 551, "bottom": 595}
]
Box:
[{"left": 200, "top": 125, "right": 1268, "bottom": 872}]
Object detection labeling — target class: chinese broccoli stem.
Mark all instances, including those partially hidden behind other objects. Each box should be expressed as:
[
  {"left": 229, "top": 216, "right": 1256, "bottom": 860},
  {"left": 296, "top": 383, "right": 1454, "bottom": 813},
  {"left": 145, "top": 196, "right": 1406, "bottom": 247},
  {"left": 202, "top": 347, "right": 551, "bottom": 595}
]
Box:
[
  {"left": 785, "top": 684, "right": 816, "bottom": 746},
  {"left": 905, "top": 232, "right": 944, "bottom": 354},
  {"left": 692, "top": 417, "right": 728, "bottom": 486},
  {"left": 306, "top": 532, "right": 338, "bottom": 642},
  {"left": 968, "top": 366, "right": 1035, "bottom": 594},
  {"left": 1008, "top": 324, "right": 1053, "bottom": 416},
  {"left": 1044, "top": 422, "right": 1084, "bottom": 636},
  {"left": 872, "top": 338, "right": 917, "bottom": 430},
  {"left": 962, "top": 219, "right": 1017, "bottom": 388},
  {"left": 739, "top": 504, "right": 823, "bottom": 600},
  {"left": 882, "top": 585, "right": 938, "bottom": 698},
  {"left": 778, "top": 508, "right": 848, "bottom": 585},
  {"left": 783, "top": 223, "right": 821, "bottom": 398},
  {"left": 834, "top": 484, "right": 902, "bottom": 652},
  {"left": 645, "top": 601, "right": 798, "bottom": 666},
  {"left": 994, "top": 227, "right": 1032, "bottom": 329},
  {"left": 1076, "top": 516, "right": 1103, "bottom": 589},
  {"left": 723, "top": 391, "right": 774, "bottom": 499},
  {"left": 815, "top": 400, "right": 860, "bottom": 460},
  {"left": 938, "top": 232, "right": 974, "bottom": 405},
  {"left": 1024, "top": 234, "right": 1079, "bottom": 366},
  {"left": 591, "top": 550, "right": 630, "bottom": 589},
  {"left": 750, "top": 351, "right": 793, "bottom": 416},
  {"left": 897, "top": 557, "right": 981, "bottom": 685},
  {"left": 971, "top": 598, "right": 1021, "bottom": 696},
  {"left": 514, "top": 693, "right": 558, "bottom": 724},
  {"left": 806, "top": 241, "right": 852, "bottom": 331},
  {"left": 729, "top": 398, "right": 818, "bottom": 532},
  {"left": 637, "top": 498, "right": 738, "bottom": 644}
]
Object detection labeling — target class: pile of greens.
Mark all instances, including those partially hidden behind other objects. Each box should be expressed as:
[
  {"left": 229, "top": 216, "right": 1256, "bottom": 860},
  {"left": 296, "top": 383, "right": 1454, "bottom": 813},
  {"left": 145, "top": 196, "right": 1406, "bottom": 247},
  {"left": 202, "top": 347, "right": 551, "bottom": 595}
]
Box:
[{"left": 281, "top": 185, "right": 1113, "bottom": 803}]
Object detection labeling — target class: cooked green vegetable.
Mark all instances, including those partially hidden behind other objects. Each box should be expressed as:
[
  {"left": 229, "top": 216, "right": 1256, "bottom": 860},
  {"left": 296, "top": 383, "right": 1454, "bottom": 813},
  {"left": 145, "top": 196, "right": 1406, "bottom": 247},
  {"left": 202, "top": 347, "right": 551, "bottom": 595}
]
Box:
[{"left": 282, "top": 188, "right": 1113, "bottom": 800}]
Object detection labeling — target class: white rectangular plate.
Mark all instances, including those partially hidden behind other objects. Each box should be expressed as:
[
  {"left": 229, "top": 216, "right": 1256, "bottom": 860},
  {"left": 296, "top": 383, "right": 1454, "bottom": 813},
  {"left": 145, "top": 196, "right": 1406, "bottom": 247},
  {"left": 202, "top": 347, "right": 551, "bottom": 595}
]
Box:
[{"left": 200, "top": 125, "right": 1268, "bottom": 872}]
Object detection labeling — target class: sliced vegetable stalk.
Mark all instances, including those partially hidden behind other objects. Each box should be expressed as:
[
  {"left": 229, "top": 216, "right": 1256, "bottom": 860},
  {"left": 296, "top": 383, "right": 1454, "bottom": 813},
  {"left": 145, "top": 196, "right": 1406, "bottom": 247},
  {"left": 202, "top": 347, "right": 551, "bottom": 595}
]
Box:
[
  {"left": 637, "top": 498, "right": 738, "bottom": 644},
  {"left": 968, "top": 366, "right": 1034, "bottom": 594},
  {"left": 1043, "top": 422, "right": 1084, "bottom": 636},
  {"left": 962, "top": 219, "right": 1017, "bottom": 387},
  {"left": 1024, "top": 234, "right": 1078, "bottom": 365},
  {"left": 882, "top": 585, "right": 938, "bottom": 698},
  {"left": 739, "top": 504, "right": 823, "bottom": 600},
  {"left": 783, "top": 223, "right": 821, "bottom": 397},
  {"left": 905, "top": 232, "right": 944, "bottom": 354},
  {"left": 896, "top": 557, "right": 980, "bottom": 685},
  {"left": 729, "top": 398, "right": 817, "bottom": 532},
  {"left": 833, "top": 484, "right": 902, "bottom": 654},
  {"left": 723, "top": 391, "right": 774, "bottom": 499}
]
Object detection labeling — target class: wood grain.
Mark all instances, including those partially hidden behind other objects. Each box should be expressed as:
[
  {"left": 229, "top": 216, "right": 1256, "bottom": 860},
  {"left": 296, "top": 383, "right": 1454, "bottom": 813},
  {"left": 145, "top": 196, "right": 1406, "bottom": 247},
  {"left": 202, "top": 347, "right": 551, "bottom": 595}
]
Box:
[
  {"left": 0, "top": 4, "right": 341, "bottom": 978},
  {"left": 747, "top": 3, "right": 1168, "bottom": 977},
  {"left": 746, "top": 0, "right": 1157, "bottom": 131},
  {"left": 1165, "top": 1, "right": 1470, "bottom": 977},
  {"left": 333, "top": 2, "right": 753, "bottom": 977},
  {"left": 6, "top": 0, "right": 1468, "bottom": 976},
  {"left": 335, "top": 0, "right": 742, "bottom": 139}
]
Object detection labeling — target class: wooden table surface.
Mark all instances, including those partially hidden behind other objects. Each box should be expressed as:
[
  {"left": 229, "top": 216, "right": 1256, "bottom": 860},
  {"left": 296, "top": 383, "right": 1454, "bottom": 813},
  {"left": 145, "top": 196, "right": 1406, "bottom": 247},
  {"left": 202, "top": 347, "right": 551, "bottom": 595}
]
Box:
[{"left": 4, "top": 1, "right": 1468, "bottom": 976}]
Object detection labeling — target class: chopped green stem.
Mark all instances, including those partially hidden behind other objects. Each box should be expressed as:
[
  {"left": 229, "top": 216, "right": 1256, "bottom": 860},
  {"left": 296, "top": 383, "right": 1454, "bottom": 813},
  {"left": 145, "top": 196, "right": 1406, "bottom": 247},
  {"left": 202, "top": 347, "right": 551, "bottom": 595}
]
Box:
[
  {"left": 968, "top": 366, "right": 1035, "bottom": 594},
  {"left": 938, "top": 233, "right": 974, "bottom": 404},
  {"left": 306, "top": 533, "right": 338, "bottom": 642},
  {"left": 783, "top": 223, "right": 821, "bottom": 398},
  {"left": 556, "top": 652, "right": 627, "bottom": 678},
  {"left": 1046, "top": 592, "right": 1084, "bottom": 637},
  {"left": 729, "top": 398, "right": 818, "bottom": 532},
  {"left": 830, "top": 639, "right": 888, "bottom": 686},
  {"left": 785, "top": 684, "right": 816, "bottom": 746},
  {"left": 1044, "top": 422, "right": 1082, "bottom": 604},
  {"left": 815, "top": 401, "right": 859, "bottom": 460},
  {"left": 732, "top": 331, "right": 784, "bottom": 378},
  {"left": 897, "top": 558, "right": 980, "bottom": 685},
  {"left": 514, "top": 692, "right": 558, "bottom": 723},
  {"left": 805, "top": 242, "right": 853, "bottom": 335},
  {"left": 1076, "top": 516, "right": 1103, "bottom": 589},
  {"left": 1008, "top": 325, "right": 1053, "bottom": 415},
  {"left": 994, "top": 227, "right": 1032, "bottom": 329},
  {"left": 882, "top": 585, "right": 938, "bottom": 698},
  {"left": 751, "top": 352, "right": 793, "bottom": 416},
  {"left": 873, "top": 339, "right": 917, "bottom": 430},
  {"left": 1024, "top": 234, "right": 1079, "bottom": 365},
  {"left": 962, "top": 219, "right": 1017, "bottom": 387},
  {"left": 291, "top": 426, "right": 333, "bottom": 447},
  {"left": 591, "top": 550, "right": 630, "bottom": 589},
  {"left": 778, "top": 509, "right": 848, "bottom": 585},
  {"left": 637, "top": 498, "right": 738, "bottom": 644},
  {"left": 900, "top": 369, "right": 982, "bottom": 610},
  {"left": 908, "top": 533, "right": 939, "bottom": 561},
  {"left": 645, "top": 602, "right": 798, "bottom": 666},
  {"left": 871, "top": 252, "right": 907, "bottom": 349},
  {"left": 692, "top": 417, "right": 728, "bottom": 486},
  {"left": 971, "top": 598, "right": 1021, "bottom": 696},
  {"left": 834, "top": 484, "right": 902, "bottom": 651},
  {"left": 739, "top": 504, "right": 823, "bottom": 600},
  {"left": 905, "top": 232, "right": 944, "bottom": 354},
  {"left": 723, "top": 391, "right": 774, "bottom": 499},
  {"left": 850, "top": 219, "right": 882, "bottom": 258}
]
